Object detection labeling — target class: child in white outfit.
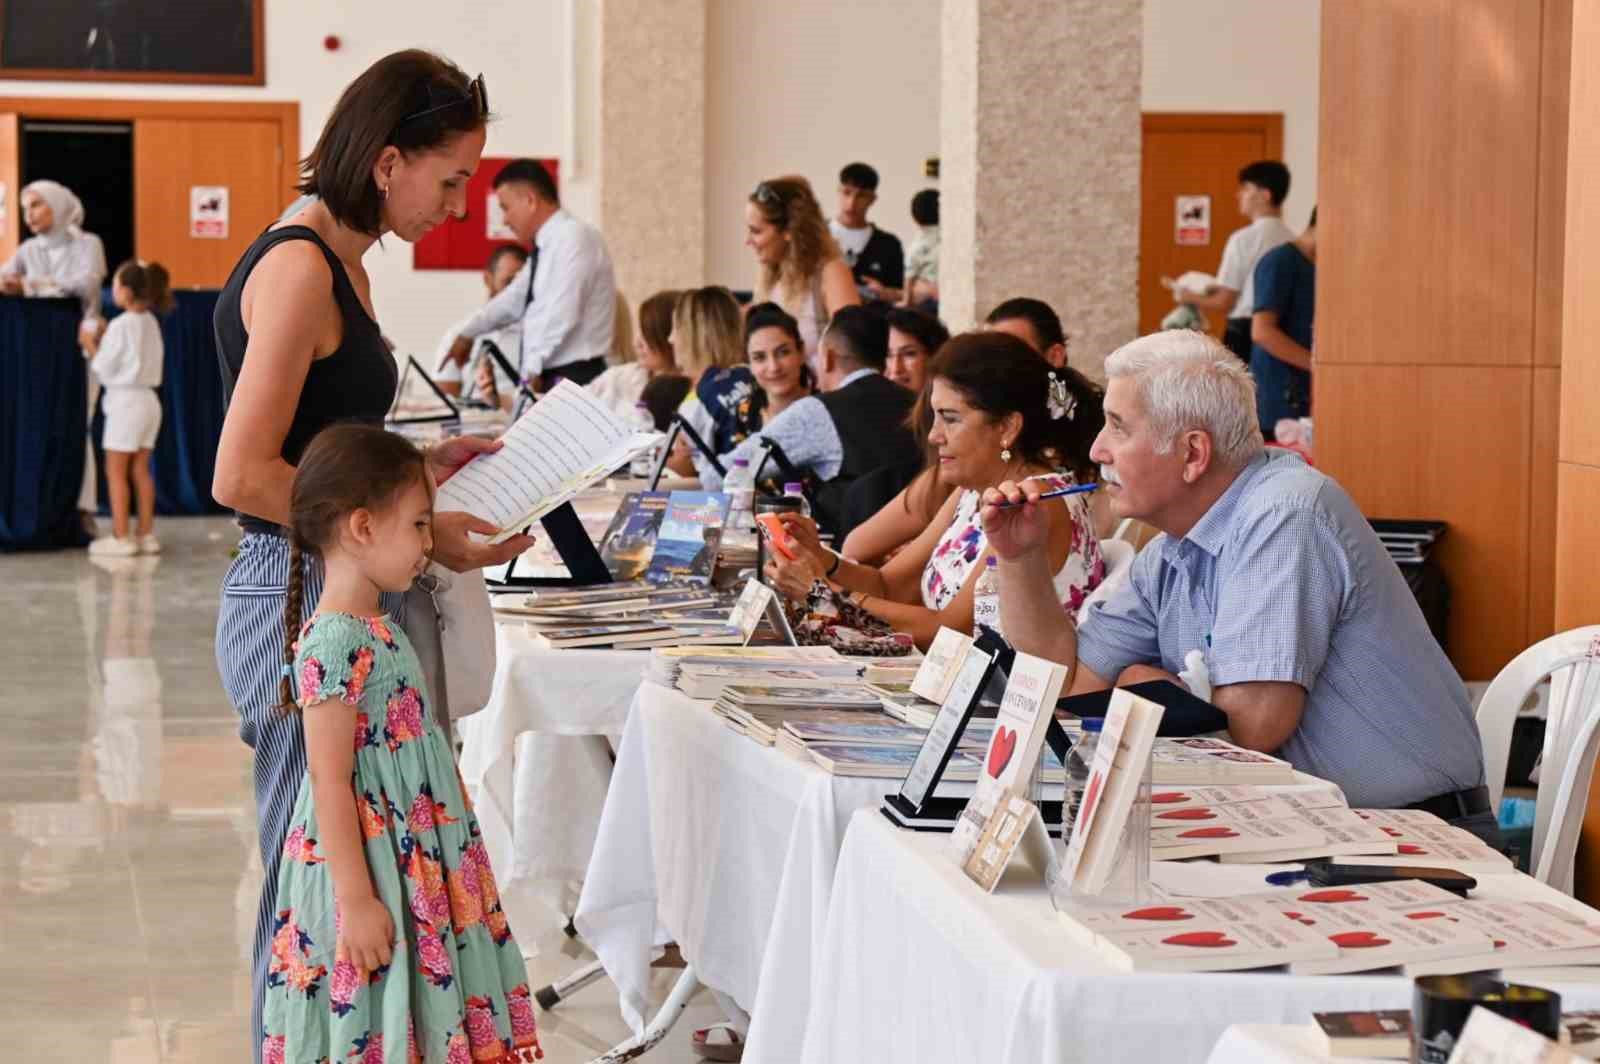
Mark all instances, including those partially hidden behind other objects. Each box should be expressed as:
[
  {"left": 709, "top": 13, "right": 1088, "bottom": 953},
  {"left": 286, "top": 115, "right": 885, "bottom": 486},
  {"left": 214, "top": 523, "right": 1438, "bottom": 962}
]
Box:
[{"left": 85, "top": 260, "right": 171, "bottom": 556}]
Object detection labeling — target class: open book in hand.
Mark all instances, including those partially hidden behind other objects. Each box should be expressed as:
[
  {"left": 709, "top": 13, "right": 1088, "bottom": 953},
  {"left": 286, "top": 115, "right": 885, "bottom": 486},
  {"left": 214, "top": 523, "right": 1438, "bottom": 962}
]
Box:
[{"left": 433, "top": 380, "right": 664, "bottom": 544}]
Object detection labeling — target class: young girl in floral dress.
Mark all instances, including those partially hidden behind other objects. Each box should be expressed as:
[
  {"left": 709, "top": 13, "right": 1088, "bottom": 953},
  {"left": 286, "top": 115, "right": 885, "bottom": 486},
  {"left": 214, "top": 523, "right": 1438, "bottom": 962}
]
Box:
[{"left": 262, "top": 423, "right": 541, "bottom": 1063}]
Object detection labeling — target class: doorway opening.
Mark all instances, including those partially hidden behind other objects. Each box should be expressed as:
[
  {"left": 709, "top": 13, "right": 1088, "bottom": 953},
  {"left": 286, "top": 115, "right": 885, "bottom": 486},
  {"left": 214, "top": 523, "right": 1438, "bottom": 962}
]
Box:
[{"left": 21, "top": 119, "right": 134, "bottom": 273}]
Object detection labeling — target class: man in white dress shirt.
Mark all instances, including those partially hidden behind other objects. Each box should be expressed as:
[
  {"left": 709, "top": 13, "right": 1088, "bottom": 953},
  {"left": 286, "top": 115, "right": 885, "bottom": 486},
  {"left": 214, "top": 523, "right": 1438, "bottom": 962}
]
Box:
[
  {"left": 443, "top": 159, "right": 617, "bottom": 397},
  {"left": 435, "top": 244, "right": 526, "bottom": 405},
  {"left": 1177, "top": 160, "right": 1295, "bottom": 363}
]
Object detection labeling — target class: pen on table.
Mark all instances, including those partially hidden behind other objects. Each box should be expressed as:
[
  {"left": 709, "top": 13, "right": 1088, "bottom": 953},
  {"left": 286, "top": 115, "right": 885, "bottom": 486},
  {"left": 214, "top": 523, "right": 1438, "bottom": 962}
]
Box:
[{"left": 992, "top": 483, "right": 1100, "bottom": 508}]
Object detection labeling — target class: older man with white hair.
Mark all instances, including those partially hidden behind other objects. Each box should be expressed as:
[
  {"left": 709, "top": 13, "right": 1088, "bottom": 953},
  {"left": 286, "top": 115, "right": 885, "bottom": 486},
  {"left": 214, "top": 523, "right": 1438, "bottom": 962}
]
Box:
[{"left": 981, "top": 331, "right": 1495, "bottom": 838}]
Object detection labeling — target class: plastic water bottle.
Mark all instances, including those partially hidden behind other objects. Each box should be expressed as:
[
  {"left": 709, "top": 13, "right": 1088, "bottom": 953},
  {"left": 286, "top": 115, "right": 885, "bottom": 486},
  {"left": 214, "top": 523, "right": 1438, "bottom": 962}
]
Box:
[
  {"left": 1064, "top": 716, "right": 1104, "bottom": 827},
  {"left": 628, "top": 401, "right": 657, "bottom": 478},
  {"left": 782, "top": 481, "right": 810, "bottom": 519},
  {"left": 725, "top": 457, "right": 756, "bottom": 529},
  {"left": 972, "top": 555, "right": 1001, "bottom": 638}
]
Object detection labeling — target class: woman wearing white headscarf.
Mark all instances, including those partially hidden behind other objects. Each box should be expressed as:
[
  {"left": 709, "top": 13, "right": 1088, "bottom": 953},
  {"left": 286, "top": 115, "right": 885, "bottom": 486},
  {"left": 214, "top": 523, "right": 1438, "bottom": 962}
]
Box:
[
  {"left": 1, "top": 180, "right": 110, "bottom": 525},
  {"left": 0, "top": 180, "right": 107, "bottom": 315}
]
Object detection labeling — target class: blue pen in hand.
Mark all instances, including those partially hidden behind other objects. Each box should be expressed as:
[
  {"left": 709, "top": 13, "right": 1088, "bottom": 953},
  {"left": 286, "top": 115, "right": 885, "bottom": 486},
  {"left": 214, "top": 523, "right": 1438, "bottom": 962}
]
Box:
[{"left": 992, "top": 483, "right": 1100, "bottom": 508}]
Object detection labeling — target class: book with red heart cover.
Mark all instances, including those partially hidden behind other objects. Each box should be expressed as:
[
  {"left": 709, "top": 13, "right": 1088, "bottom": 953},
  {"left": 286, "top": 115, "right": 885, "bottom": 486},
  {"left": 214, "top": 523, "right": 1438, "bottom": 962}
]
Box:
[
  {"left": 1399, "top": 898, "right": 1600, "bottom": 976},
  {"left": 949, "top": 651, "right": 1071, "bottom": 867},
  {"left": 1060, "top": 688, "right": 1166, "bottom": 893},
  {"left": 1147, "top": 784, "right": 1343, "bottom": 811},
  {"left": 1215, "top": 805, "right": 1401, "bottom": 863},
  {"left": 1151, "top": 814, "right": 1326, "bottom": 861},
  {"left": 1150, "top": 736, "right": 1296, "bottom": 784},
  {"left": 1282, "top": 894, "right": 1496, "bottom": 975},
  {"left": 1056, "top": 894, "right": 1338, "bottom": 972},
  {"left": 1334, "top": 809, "right": 1515, "bottom": 873}
]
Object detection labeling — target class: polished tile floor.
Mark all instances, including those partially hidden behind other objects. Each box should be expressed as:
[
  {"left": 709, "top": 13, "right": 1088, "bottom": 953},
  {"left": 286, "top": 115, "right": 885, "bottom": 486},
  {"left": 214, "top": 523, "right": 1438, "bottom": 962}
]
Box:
[{"left": 0, "top": 516, "right": 720, "bottom": 1062}]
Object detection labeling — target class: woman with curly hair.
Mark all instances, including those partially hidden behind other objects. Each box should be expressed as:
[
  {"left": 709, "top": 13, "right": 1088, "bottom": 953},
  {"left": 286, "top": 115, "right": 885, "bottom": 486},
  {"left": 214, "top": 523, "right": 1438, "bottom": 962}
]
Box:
[{"left": 745, "top": 175, "right": 860, "bottom": 377}]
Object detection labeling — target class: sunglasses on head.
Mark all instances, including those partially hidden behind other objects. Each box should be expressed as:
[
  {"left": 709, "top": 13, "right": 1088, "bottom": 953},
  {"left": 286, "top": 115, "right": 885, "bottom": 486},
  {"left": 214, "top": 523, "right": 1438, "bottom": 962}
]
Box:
[
  {"left": 752, "top": 181, "right": 788, "bottom": 223},
  {"left": 399, "top": 73, "right": 488, "bottom": 126}
]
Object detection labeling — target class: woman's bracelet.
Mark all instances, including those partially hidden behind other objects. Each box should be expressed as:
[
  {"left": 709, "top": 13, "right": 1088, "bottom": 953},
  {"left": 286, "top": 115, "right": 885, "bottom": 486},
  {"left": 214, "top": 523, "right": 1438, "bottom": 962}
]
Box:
[{"left": 824, "top": 548, "right": 843, "bottom": 578}]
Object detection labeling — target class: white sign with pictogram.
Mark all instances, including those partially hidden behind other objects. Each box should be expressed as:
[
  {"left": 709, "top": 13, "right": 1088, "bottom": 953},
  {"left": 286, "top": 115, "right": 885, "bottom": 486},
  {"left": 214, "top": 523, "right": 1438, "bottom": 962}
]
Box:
[
  {"left": 190, "top": 186, "right": 229, "bottom": 239},
  {"left": 1175, "top": 194, "right": 1211, "bottom": 246}
]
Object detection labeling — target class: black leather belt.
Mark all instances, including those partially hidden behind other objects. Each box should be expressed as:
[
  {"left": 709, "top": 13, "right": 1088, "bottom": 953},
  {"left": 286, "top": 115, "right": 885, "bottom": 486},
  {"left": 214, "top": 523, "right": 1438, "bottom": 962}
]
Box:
[{"left": 1405, "top": 785, "right": 1492, "bottom": 821}]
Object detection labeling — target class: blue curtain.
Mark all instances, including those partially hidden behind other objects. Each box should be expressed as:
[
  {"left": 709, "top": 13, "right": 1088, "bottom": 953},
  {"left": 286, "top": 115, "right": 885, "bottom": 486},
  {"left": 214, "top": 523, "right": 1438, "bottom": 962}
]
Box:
[
  {"left": 94, "top": 288, "right": 227, "bottom": 516},
  {"left": 0, "top": 296, "right": 88, "bottom": 550}
]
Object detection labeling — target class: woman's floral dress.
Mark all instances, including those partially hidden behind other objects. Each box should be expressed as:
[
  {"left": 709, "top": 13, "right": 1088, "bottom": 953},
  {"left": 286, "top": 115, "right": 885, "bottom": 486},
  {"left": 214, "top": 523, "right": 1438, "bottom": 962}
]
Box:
[
  {"left": 262, "top": 612, "right": 542, "bottom": 1064},
  {"left": 921, "top": 472, "right": 1106, "bottom": 616}
]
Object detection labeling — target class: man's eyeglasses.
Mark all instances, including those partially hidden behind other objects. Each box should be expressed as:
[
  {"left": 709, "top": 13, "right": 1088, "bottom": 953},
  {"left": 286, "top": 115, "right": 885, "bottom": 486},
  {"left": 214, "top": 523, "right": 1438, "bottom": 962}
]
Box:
[{"left": 399, "top": 73, "right": 489, "bottom": 126}]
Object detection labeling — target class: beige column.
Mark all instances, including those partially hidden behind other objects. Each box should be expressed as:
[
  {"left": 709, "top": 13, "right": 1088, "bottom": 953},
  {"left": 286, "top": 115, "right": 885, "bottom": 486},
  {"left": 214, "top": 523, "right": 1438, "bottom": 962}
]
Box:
[
  {"left": 940, "top": 0, "right": 1142, "bottom": 379},
  {"left": 597, "top": 0, "right": 707, "bottom": 303}
]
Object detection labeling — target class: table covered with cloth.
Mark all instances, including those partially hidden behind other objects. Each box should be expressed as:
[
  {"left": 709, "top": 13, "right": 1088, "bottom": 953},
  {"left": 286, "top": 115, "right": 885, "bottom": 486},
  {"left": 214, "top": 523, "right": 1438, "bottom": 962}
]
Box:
[
  {"left": 0, "top": 294, "right": 87, "bottom": 549},
  {"left": 797, "top": 810, "right": 1600, "bottom": 1064}
]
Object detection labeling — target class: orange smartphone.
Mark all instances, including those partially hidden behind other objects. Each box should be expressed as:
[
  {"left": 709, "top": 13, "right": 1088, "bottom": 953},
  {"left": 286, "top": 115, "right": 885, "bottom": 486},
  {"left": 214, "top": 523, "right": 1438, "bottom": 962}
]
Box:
[{"left": 756, "top": 512, "right": 800, "bottom": 561}]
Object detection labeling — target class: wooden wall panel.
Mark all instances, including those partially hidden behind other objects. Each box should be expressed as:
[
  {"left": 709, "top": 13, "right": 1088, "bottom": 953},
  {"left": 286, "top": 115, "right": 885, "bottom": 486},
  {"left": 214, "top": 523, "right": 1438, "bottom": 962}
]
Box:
[
  {"left": 1561, "top": 1, "right": 1600, "bottom": 466},
  {"left": 1529, "top": 368, "right": 1561, "bottom": 641},
  {"left": 1536, "top": 0, "right": 1573, "bottom": 368},
  {"left": 1318, "top": 0, "right": 1570, "bottom": 684},
  {"left": 1554, "top": 462, "right": 1600, "bottom": 631},
  {"left": 1316, "top": 364, "right": 1532, "bottom": 678},
  {"left": 0, "top": 113, "right": 17, "bottom": 263},
  {"left": 134, "top": 118, "right": 283, "bottom": 289},
  {"left": 1318, "top": 0, "right": 1542, "bottom": 368}
]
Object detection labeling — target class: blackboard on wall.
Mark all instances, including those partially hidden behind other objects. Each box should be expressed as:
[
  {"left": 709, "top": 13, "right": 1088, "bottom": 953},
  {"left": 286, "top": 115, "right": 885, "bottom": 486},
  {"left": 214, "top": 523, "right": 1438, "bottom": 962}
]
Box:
[{"left": 0, "top": 0, "right": 262, "bottom": 84}]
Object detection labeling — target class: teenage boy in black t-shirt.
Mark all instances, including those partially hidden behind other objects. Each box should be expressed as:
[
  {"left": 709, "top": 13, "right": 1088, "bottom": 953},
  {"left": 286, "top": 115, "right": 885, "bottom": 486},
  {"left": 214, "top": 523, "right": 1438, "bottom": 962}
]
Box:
[{"left": 828, "top": 162, "right": 904, "bottom": 304}]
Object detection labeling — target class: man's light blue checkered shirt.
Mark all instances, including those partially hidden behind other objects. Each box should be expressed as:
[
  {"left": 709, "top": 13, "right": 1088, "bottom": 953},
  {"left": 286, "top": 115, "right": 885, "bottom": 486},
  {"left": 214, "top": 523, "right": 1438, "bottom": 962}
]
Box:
[{"left": 1077, "top": 451, "right": 1485, "bottom": 808}]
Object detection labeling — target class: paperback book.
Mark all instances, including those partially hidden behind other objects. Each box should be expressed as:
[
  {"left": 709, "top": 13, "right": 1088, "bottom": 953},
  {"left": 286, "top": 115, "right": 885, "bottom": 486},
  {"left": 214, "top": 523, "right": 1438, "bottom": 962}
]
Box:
[
  {"left": 950, "top": 651, "right": 1071, "bottom": 865},
  {"left": 1398, "top": 898, "right": 1600, "bottom": 975},
  {"left": 434, "top": 380, "right": 662, "bottom": 544},
  {"left": 1058, "top": 688, "right": 1165, "bottom": 894},
  {"left": 1055, "top": 894, "right": 1337, "bottom": 973},
  {"left": 596, "top": 491, "right": 670, "bottom": 580},
  {"left": 1150, "top": 736, "right": 1296, "bottom": 784},
  {"left": 644, "top": 491, "right": 731, "bottom": 585}
]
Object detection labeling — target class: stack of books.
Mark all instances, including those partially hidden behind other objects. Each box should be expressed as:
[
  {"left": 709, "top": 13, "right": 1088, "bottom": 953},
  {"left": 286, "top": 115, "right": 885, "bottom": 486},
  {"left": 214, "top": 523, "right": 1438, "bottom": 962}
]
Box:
[
  {"left": 868, "top": 681, "right": 942, "bottom": 728},
  {"left": 1314, "top": 1009, "right": 1600, "bottom": 1060},
  {"left": 1057, "top": 879, "right": 1508, "bottom": 975},
  {"left": 495, "top": 582, "right": 755, "bottom": 649},
  {"left": 1334, "top": 808, "right": 1518, "bottom": 873},
  {"left": 646, "top": 645, "right": 854, "bottom": 688},
  {"left": 711, "top": 684, "right": 883, "bottom": 743}
]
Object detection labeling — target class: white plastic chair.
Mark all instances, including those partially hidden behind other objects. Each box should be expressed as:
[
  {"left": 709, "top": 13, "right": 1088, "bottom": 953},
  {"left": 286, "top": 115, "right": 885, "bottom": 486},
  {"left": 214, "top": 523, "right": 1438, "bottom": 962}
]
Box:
[
  {"left": 1476, "top": 626, "right": 1600, "bottom": 893},
  {"left": 1077, "top": 538, "right": 1136, "bottom": 625}
]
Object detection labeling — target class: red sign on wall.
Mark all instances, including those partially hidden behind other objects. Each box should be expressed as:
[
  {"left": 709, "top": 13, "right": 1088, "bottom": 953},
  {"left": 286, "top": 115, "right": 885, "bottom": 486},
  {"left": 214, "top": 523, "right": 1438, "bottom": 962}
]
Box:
[{"left": 412, "top": 157, "right": 559, "bottom": 270}]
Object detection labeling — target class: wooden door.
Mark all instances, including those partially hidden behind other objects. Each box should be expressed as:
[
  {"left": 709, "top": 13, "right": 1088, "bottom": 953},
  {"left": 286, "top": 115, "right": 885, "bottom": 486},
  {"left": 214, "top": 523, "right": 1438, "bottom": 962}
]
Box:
[
  {"left": 133, "top": 117, "right": 284, "bottom": 287},
  {"left": 0, "top": 114, "right": 18, "bottom": 263},
  {"left": 1138, "top": 113, "right": 1284, "bottom": 336}
]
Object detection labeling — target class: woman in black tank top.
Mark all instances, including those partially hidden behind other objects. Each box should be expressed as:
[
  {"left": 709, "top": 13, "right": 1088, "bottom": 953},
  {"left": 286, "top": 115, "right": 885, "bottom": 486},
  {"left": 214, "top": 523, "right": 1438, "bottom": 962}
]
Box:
[{"left": 210, "top": 51, "right": 534, "bottom": 1064}]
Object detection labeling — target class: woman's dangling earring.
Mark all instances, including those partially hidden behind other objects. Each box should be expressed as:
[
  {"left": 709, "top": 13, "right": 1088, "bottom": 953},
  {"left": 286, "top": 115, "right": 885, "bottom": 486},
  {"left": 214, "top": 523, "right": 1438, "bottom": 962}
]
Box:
[
  {"left": 1000, "top": 444, "right": 1013, "bottom": 463},
  {"left": 380, "top": 185, "right": 390, "bottom": 201}
]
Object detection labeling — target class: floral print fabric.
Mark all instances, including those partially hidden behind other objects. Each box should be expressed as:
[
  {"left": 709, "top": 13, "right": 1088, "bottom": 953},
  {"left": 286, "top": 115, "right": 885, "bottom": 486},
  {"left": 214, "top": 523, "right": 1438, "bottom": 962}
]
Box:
[
  {"left": 921, "top": 472, "right": 1106, "bottom": 616},
  {"left": 263, "top": 612, "right": 542, "bottom": 1063}
]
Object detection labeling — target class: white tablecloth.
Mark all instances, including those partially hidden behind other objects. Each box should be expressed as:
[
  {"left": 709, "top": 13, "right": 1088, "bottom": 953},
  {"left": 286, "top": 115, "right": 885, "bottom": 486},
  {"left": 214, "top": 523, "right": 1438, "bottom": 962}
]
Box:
[
  {"left": 572, "top": 682, "right": 905, "bottom": 1050},
  {"left": 799, "top": 810, "right": 1600, "bottom": 1064},
  {"left": 456, "top": 625, "right": 646, "bottom": 946},
  {"left": 1206, "top": 1024, "right": 1386, "bottom": 1064}
]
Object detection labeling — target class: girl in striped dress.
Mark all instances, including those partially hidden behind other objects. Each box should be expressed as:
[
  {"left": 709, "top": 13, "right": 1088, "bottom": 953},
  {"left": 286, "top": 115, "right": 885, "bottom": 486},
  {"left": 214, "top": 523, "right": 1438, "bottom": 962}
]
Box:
[{"left": 261, "top": 424, "right": 540, "bottom": 1063}]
